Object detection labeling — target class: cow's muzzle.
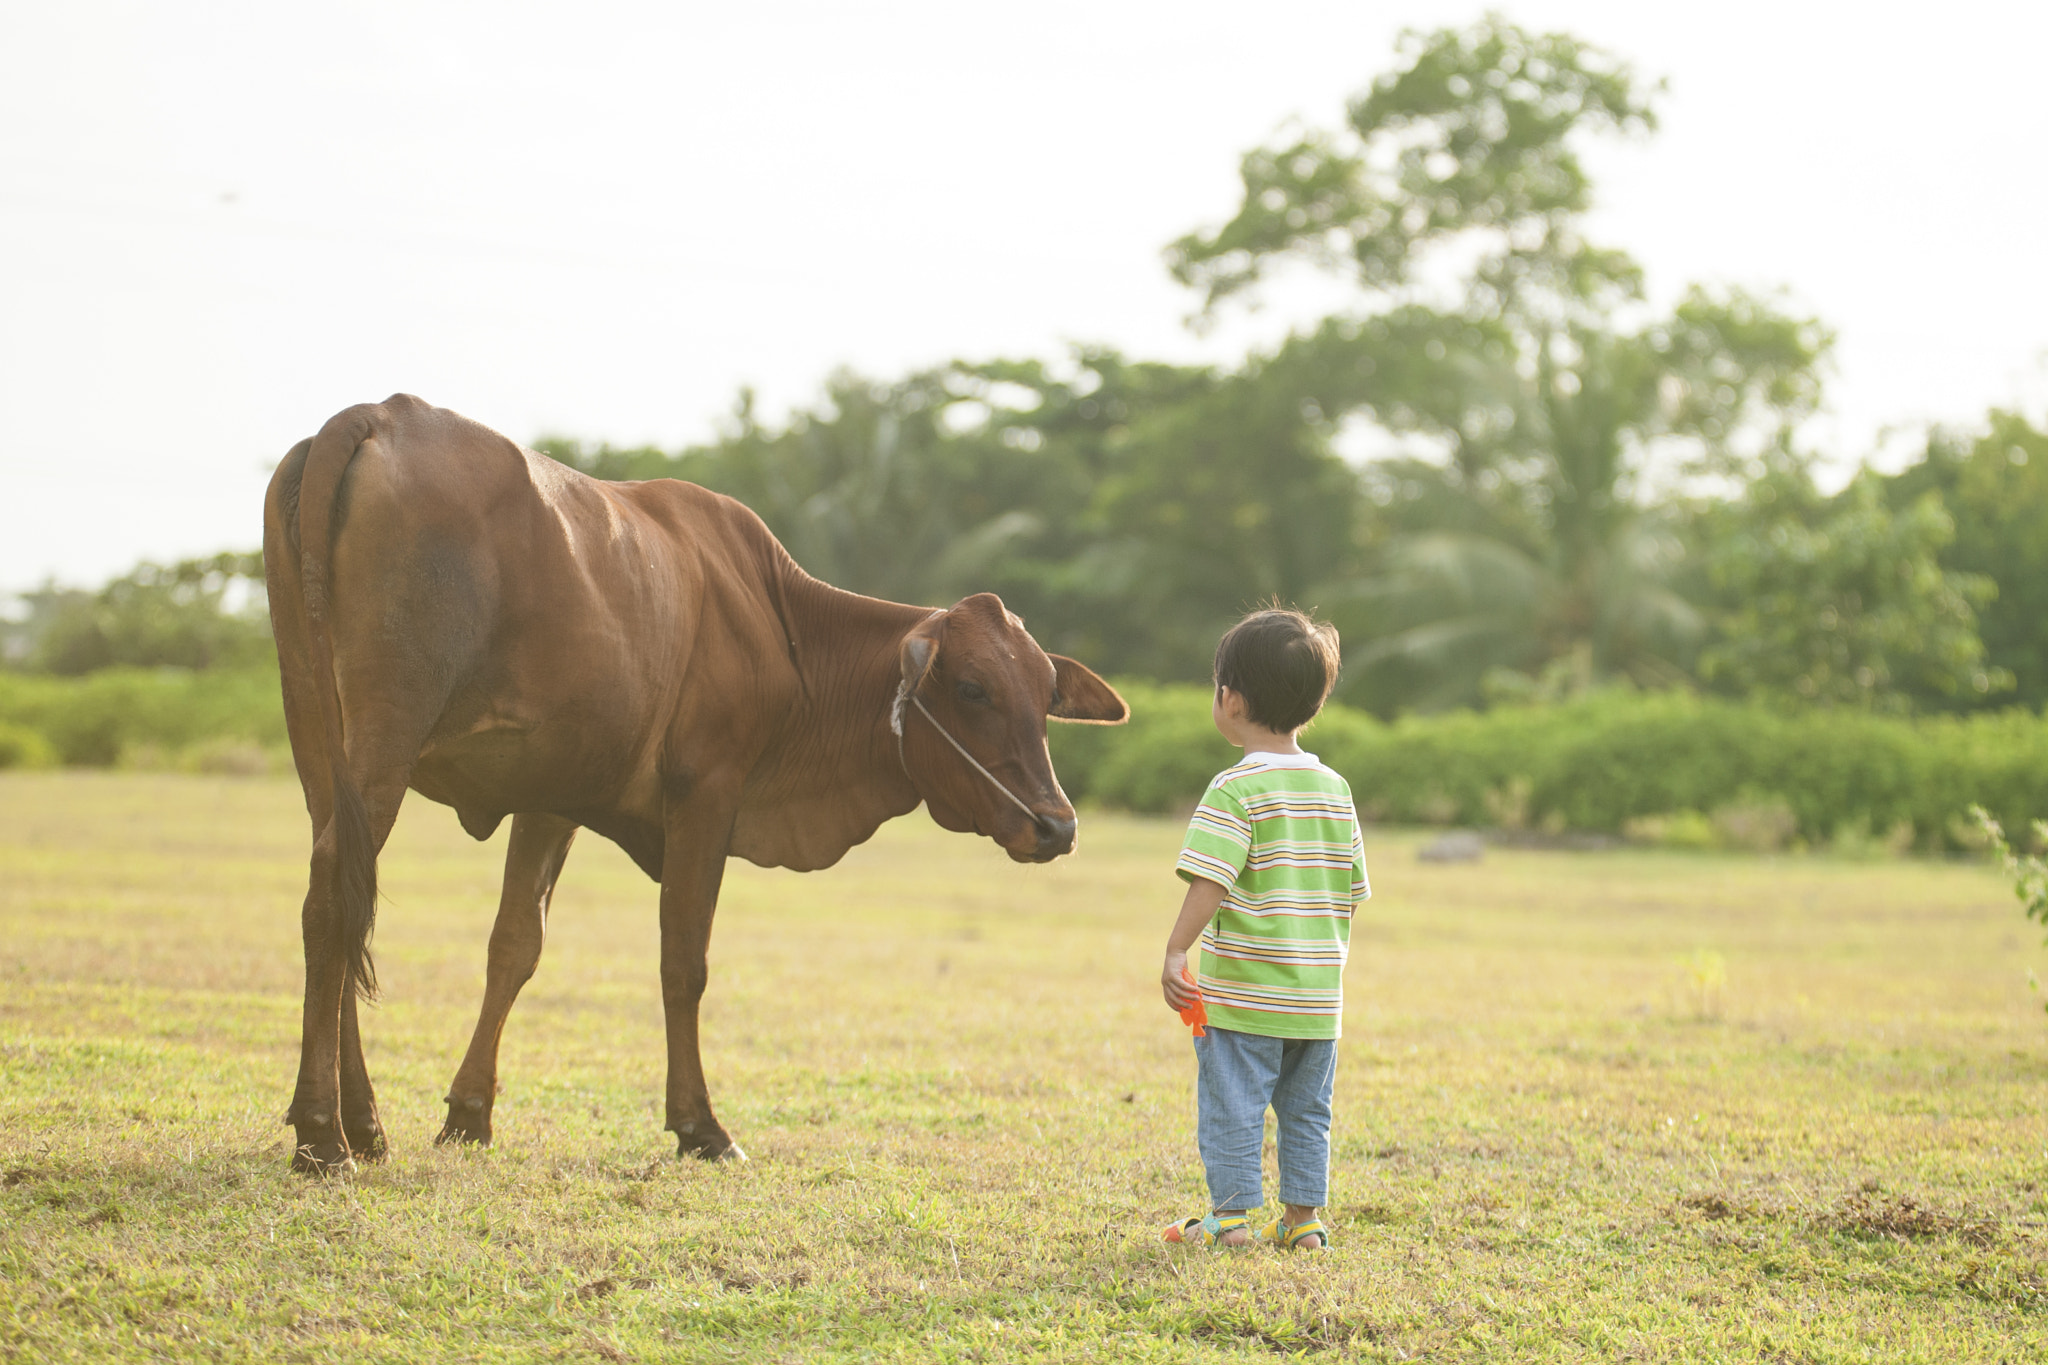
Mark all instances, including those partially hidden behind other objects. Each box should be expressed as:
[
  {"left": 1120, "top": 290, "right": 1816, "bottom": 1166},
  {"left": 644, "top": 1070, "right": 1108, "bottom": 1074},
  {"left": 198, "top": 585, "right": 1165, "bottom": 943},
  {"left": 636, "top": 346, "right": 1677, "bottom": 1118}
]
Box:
[{"left": 1023, "top": 811, "right": 1076, "bottom": 862}]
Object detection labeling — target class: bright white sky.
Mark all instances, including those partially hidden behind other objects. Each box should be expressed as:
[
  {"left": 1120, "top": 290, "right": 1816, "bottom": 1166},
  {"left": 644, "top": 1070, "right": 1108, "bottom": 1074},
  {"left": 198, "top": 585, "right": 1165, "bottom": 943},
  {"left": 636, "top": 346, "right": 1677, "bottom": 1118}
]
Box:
[{"left": 4, "top": 0, "right": 2045, "bottom": 590}]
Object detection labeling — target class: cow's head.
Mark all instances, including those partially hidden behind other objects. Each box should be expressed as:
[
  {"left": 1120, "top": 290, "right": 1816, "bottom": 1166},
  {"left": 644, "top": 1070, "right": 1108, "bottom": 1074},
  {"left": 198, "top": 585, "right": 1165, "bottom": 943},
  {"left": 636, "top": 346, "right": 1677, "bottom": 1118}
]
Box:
[{"left": 894, "top": 593, "right": 1126, "bottom": 863}]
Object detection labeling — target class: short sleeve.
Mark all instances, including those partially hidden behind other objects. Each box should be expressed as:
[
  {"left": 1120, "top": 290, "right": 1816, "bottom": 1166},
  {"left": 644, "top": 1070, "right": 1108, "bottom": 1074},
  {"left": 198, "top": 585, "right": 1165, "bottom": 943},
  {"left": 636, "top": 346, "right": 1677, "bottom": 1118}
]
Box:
[
  {"left": 1350, "top": 814, "right": 1371, "bottom": 905},
  {"left": 1177, "top": 781, "right": 1251, "bottom": 888}
]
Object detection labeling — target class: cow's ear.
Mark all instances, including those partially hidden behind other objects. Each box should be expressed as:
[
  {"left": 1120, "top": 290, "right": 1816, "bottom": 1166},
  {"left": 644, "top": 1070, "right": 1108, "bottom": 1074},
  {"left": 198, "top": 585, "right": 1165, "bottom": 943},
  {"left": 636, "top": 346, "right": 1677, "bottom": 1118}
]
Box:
[
  {"left": 900, "top": 627, "right": 940, "bottom": 693},
  {"left": 1049, "top": 655, "right": 1128, "bottom": 724}
]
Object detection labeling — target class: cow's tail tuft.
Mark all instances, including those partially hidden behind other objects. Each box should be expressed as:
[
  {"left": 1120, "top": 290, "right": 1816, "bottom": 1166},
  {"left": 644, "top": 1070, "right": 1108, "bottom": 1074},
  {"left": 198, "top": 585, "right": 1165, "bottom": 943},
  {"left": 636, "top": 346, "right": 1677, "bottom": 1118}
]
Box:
[{"left": 299, "top": 408, "right": 380, "bottom": 1003}]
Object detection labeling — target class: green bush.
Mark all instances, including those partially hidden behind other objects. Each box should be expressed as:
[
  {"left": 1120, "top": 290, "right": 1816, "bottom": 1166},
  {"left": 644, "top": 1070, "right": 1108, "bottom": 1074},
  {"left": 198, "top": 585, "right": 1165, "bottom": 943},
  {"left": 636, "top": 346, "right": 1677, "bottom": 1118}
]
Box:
[
  {"left": 1053, "top": 681, "right": 1236, "bottom": 813},
  {"left": 0, "top": 721, "right": 57, "bottom": 770},
  {"left": 0, "top": 665, "right": 287, "bottom": 768},
  {"left": 1051, "top": 682, "right": 2048, "bottom": 849}
]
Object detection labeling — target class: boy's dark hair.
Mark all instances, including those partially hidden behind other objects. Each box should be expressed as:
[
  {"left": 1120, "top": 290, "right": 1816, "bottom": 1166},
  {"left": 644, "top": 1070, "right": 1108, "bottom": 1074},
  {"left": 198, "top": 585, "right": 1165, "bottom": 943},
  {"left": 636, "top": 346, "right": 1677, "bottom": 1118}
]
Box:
[{"left": 1213, "top": 606, "right": 1341, "bottom": 733}]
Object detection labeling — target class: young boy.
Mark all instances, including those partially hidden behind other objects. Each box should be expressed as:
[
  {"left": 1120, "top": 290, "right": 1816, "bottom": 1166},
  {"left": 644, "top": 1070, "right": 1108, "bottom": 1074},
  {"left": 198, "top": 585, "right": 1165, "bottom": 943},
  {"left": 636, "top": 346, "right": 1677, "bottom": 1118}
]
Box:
[{"left": 1161, "top": 607, "right": 1368, "bottom": 1251}]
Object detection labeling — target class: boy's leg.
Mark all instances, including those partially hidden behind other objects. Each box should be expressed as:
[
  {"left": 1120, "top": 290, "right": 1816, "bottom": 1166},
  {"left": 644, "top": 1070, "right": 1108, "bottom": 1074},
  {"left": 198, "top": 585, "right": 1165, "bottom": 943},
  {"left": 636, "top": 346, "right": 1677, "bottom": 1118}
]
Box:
[
  {"left": 1271, "top": 1037, "right": 1337, "bottom": 1246},
  {"left": 1194, "top": 1026, "right": 1280, "bottom": 1240}
]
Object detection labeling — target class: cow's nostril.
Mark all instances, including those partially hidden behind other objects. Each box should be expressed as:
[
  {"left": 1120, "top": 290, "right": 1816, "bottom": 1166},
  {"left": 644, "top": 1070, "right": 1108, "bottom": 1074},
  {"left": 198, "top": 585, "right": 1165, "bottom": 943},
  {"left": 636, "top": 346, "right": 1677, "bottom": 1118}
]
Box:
[{"left": 1035, "top": 814, "right": 1077, "bottom": 856}]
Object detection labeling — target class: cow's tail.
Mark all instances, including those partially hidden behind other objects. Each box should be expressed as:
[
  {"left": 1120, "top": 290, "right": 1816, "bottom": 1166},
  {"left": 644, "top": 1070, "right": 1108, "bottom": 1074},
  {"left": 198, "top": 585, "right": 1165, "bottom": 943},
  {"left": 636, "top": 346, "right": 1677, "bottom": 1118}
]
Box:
[{"left": 297, "top": 407, "right": 380, "bottom": 1003}]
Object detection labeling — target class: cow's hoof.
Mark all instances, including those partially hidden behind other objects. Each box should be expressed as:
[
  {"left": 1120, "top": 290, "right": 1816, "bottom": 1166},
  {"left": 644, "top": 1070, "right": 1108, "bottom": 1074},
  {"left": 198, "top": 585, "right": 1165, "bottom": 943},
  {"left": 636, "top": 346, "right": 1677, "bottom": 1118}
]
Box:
[
  {"left": 290, "top": 1137, "right": 354, "bottom": 1175},
  {"left": 437, "top": 1095, "right": 493, "bottom": 1146},
  {"left": 287, "top": 1109, "right": 353, "bottom": 1175},
  {"left": 673, "top": 1130, "right": 743, "bottom": 1162},
  {"left": 344, "top": 1114, "right": 388, "bottom": 1162}
]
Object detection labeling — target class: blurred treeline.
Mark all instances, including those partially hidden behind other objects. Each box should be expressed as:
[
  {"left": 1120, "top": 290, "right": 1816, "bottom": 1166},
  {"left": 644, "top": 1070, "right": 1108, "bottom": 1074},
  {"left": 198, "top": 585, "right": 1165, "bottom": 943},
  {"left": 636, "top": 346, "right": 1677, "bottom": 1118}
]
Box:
[
  {"left": 533, "top": 361, "right": 2044, "bottom": 719},
  {"left": 532, "top": 18, "right": 2044, "bottom": 719},
  {"left": 0, "top": 551, "right": 285, "bottom": 773},
  {"left": 4, "top": 18, "right": 2048, "bottom": 830},
  {"left": 1, "top": 552, "right": 271, "bottom": 677}
]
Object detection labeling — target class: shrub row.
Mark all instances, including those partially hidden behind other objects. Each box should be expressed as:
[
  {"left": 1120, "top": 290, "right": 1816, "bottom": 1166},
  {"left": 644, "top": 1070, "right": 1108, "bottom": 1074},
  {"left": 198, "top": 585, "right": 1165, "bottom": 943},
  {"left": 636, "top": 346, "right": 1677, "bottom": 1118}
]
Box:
[
  {"left": 5, "top": 667, "right": 2044, "bottom": 850},
  {"left": 0, "top": 666, "right": 288, "bottom": 769},
  {"left": 1050, "top": 684, "right": 2048, "bottom": 850}
]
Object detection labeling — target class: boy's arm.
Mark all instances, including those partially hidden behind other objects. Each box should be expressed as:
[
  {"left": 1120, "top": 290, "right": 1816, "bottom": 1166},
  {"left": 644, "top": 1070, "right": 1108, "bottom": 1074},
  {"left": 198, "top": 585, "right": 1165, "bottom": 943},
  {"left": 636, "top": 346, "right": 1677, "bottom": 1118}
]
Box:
[
  {"left": 1161, "top": 876, "right": 1228, "bottom": 1010},
  {"left": 1350, "top": 808, "right": 1371, "bottom": 905}
]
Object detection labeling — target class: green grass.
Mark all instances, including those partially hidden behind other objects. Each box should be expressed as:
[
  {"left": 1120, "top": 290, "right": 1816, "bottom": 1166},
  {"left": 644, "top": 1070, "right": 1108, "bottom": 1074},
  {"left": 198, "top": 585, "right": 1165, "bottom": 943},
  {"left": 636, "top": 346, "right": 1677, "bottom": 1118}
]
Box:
[{"left": 2, "top": 772, "right": 2044, "bottom": 1362}]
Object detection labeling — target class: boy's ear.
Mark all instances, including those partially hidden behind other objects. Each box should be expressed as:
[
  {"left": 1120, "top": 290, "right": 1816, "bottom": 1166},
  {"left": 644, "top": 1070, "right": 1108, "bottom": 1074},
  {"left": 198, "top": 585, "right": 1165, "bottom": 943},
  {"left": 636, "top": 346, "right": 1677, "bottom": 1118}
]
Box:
[{"left": 1048, "top": 655, "right": 1128, "bottom": 724}]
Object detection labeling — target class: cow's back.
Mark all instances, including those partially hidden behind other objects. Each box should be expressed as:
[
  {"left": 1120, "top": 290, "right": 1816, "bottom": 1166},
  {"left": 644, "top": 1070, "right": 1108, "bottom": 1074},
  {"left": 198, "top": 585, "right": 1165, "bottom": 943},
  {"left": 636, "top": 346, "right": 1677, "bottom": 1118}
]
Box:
[{"left": 283, "top": 394, "right": 790, "bottom": 838}]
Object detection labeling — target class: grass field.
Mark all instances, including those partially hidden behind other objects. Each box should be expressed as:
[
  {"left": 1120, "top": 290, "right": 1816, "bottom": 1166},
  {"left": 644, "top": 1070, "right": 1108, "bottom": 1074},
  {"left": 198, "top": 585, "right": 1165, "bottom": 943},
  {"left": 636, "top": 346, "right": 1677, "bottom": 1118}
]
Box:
[{"left": 2, "top": 772, "right": 2044, "bottom": 1362}]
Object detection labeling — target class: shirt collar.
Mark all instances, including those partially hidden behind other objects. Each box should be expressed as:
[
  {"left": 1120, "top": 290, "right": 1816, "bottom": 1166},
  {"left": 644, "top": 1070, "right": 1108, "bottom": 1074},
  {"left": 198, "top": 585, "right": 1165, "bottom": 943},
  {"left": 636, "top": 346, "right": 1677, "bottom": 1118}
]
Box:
[{"left": 1241, "top": 750, "right": 1320, "bottom": 769}]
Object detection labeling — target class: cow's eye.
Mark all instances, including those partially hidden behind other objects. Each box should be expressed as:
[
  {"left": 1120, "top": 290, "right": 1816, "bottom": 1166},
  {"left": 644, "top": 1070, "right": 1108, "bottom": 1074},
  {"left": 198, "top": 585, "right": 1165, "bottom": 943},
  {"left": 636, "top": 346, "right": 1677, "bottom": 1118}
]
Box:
[{"left": 957, "top": 680, "right": 989, "bottom": 704}]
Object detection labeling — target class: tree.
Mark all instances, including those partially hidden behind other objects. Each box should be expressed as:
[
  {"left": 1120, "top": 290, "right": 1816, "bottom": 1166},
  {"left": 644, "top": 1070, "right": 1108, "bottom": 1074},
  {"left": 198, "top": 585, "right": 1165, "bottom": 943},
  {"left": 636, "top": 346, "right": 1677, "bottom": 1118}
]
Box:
[
  {"left": 1878, "top": 411, "right": 2048, "bottom": 708},
  {"left": 545, "top": 372, "right": 1094, "bottom": 613},
  {"left": 0, "top": 584, "right": 90, "bottom": 667},
  {"left": 545, "top": 349, "right": 1366, "bottom": 681},
  {"left": 1167, "top": 14, "right": 1831, "bottom": 711},
  {"left": 1692, "top": 470, "right": 2006, "bottom": 711},
  {"left": 18, "top": 552, "right": 272, "bottom": 675},
  {"left": 1069, "top": 352, "right": 1363, "bottom": 678}
]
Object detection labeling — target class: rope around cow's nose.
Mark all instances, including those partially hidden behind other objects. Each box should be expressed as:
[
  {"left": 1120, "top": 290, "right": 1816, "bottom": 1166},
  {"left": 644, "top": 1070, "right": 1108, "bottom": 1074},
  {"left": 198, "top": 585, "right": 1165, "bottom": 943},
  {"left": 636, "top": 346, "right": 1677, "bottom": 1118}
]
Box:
[{"left": 890, "top": 687, "right": 1042, "bottom": 824}]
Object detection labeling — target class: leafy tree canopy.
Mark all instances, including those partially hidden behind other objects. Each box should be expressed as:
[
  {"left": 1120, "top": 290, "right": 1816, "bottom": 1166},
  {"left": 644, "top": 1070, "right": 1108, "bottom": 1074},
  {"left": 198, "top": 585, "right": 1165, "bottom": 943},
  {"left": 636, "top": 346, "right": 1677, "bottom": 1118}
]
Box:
[
  {"left": 1693, "top": 471, "right": 2007, "bottom": 711},
  {"left": 15, "top": 552, "right": 271, "bottom": 675},
  {"left": 542, "top": 350, "right": 1362, "bottom": 680},
  {"left": 1877, "top": 412, "right": 2048, "bottom": 708},
  {"left": 1169, "top": 15, "right": 1838, "bottom": 711}
]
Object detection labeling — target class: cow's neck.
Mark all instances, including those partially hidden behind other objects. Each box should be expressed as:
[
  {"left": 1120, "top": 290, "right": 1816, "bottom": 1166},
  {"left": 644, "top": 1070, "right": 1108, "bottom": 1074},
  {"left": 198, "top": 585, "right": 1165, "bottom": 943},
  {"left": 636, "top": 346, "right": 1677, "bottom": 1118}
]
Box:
[{"left": 726, "top": 565, "right": 930, "bottom": 872}]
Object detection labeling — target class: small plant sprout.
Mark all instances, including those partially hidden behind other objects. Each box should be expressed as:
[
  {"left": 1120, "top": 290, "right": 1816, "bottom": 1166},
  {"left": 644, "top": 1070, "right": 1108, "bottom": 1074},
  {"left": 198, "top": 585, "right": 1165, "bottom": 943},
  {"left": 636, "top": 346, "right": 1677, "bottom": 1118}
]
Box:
[
  {"left": 1968, "top": 804, "right": 2048, "bottom": 1016},
  {"left": 1681, "top": 949, "right": 1727, "bottom": 1020}
]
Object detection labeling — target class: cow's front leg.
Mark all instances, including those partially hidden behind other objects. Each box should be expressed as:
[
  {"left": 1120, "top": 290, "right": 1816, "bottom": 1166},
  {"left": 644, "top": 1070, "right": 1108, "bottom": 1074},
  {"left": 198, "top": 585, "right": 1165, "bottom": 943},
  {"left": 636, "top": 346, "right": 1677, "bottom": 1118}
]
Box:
[
  {"left": 440, "top": 813, "right": 579, "bottom": 1146},
  {"left": 658, "top": 782, "right": 743, "bottom": 1161}
]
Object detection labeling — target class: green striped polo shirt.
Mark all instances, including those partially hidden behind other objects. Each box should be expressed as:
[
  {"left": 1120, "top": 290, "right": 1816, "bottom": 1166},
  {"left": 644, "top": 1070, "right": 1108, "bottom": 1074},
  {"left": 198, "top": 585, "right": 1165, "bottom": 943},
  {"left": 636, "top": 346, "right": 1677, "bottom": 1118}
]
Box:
[{"left": 1175, "top": 751, "right": 1370, "bottom": 1040}]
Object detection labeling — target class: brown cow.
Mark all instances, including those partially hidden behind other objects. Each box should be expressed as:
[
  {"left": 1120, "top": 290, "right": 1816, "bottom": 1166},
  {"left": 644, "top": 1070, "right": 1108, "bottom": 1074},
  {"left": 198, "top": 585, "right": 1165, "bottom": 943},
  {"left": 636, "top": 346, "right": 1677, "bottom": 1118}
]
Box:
[{"left": 263, "top": 394, "right": 1126, "bottom": 1171}]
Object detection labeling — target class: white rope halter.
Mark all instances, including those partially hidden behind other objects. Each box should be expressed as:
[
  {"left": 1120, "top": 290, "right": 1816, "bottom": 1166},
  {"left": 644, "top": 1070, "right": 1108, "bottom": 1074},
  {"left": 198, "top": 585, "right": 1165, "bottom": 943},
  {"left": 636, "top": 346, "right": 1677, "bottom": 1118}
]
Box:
[{"left": 890, "top": 620, "right": 1041, "bottom": 823}]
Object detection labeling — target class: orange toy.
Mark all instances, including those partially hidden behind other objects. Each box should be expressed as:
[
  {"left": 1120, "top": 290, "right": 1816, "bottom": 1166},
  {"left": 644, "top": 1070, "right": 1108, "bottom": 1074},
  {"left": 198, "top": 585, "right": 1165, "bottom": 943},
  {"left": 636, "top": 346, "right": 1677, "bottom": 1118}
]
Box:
[{"left": 1177, "top": 967, "right": 1207, "bottom": 1037}]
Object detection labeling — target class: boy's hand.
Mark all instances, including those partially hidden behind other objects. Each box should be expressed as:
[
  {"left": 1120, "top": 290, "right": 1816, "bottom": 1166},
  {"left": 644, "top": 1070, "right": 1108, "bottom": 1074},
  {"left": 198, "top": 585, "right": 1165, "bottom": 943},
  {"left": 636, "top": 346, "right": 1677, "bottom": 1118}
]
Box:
[
  {"left": 1161, "top": 876, "right": 1227, "bottom": 1012},
  {"left": 1162, "top": 950, "right": 1196, "bottom": 1010}
]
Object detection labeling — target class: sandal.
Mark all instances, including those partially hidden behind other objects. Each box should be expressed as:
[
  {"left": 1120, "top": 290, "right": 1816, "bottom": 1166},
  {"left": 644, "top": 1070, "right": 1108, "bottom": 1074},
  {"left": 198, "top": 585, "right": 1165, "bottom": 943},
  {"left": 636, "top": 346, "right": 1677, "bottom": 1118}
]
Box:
[
  {"left": 1260, "top": 1215, "right": 1330, "bottom": 1251},
  {"left": 1163, "top": 1209, "right": 1253, "bottom": 1247}
]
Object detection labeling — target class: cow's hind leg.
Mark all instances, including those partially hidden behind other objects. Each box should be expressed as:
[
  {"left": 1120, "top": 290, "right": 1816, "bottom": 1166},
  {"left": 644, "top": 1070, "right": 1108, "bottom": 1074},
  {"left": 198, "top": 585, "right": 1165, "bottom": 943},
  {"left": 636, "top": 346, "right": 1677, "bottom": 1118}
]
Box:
[
  {"left": 288, "top": 768, "right": 412, "bottom": 1172},
  {"left": 339, "top": 993, "right": 387, "bottom": 1159},
  {"left": 287, "top": 819, "right": 355, "bottom": 1172},
  {"left": 439, "top": 813, "right": 579, "bottom": 1146}
]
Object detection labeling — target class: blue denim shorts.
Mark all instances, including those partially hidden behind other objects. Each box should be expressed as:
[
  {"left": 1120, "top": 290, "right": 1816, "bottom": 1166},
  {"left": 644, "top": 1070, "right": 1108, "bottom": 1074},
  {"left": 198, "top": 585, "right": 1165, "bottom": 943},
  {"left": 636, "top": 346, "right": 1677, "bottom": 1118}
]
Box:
[{"left": 1193, "top": 1025, "right": 1336, "bottom": 1211}]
